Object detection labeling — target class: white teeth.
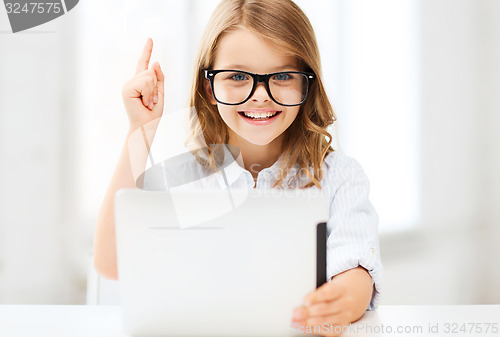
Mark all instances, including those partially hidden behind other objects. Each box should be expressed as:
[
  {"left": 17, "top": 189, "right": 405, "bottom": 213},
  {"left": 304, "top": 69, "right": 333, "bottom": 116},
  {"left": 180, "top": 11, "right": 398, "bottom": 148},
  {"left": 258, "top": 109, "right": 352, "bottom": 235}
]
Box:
[{"left": 242, "top": 111, "right": 278, "bottom": 119}]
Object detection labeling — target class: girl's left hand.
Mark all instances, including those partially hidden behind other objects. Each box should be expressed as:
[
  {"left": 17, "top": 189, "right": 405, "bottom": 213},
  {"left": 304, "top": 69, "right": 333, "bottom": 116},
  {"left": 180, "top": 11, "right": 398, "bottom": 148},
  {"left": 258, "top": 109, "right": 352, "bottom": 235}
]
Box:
[{"left": 291, "top": 267, "right": 372, "bottom": 337}]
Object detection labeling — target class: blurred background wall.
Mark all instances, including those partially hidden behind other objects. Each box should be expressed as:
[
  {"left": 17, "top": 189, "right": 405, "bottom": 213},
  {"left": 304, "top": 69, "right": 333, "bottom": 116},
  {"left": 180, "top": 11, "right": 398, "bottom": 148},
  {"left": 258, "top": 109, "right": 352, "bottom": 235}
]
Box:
[{"left": 0, "top": 0, "right": 498, "bottom": 304}]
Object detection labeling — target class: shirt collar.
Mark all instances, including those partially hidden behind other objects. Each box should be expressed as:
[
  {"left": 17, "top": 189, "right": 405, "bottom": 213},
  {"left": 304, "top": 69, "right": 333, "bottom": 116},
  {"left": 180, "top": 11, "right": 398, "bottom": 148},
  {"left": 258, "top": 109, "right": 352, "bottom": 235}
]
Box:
[{"left": 215, "top": 148, "right": 299, "bottom": 189}]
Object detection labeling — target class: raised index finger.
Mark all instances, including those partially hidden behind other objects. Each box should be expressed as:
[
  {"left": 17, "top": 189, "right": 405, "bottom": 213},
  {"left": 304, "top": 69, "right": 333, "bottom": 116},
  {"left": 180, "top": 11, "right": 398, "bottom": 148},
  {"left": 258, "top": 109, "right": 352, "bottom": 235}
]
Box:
[{"left": 135, "top": 38, "right": 153, "bottom": 75}]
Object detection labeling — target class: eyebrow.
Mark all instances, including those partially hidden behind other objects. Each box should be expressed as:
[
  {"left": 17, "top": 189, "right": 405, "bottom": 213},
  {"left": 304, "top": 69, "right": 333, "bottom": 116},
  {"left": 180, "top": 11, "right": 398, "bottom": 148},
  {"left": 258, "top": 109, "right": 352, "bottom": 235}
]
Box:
[{"left": 220, "top": 64, "right": 299, "bottom": 72}]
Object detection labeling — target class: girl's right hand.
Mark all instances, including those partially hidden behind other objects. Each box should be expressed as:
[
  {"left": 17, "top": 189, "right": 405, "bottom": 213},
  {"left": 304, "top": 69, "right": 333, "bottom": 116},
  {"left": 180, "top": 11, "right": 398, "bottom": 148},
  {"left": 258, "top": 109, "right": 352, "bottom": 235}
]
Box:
[{"left": 121, "top": 38, "right": 165, "bottom": 131}]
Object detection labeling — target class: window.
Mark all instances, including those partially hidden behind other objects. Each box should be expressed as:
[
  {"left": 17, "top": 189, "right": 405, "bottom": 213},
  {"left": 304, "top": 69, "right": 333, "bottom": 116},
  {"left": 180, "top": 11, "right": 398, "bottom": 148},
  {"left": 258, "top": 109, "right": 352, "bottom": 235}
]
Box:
[
  {"left": 296, "top": 0, "right": 421, "bottom": 232},
  {"left": 334, "top": 0, "right": 420, "bottom": 232}
]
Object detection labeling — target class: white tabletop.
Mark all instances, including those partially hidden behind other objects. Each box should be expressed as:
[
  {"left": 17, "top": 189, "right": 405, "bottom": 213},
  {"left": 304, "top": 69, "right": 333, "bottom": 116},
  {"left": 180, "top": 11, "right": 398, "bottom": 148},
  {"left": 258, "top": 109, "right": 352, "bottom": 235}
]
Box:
[{"left": 0, "top": 304, "right": 498, "bottom": 337}]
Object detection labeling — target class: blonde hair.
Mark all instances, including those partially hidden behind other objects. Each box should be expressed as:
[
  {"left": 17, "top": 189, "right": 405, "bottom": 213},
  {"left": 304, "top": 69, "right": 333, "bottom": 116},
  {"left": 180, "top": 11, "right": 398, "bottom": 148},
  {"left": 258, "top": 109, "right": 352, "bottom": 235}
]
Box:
[{"left": 188, "top": 0, "right": 335, "bottom": 188}]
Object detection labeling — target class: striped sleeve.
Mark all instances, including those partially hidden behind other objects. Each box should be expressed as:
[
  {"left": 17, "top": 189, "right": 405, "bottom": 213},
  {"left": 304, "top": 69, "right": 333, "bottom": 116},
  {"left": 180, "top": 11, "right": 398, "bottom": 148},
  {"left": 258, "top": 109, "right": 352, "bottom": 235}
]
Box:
[{"left": 323, "top": 153, "right": 383, "bottom": 311}]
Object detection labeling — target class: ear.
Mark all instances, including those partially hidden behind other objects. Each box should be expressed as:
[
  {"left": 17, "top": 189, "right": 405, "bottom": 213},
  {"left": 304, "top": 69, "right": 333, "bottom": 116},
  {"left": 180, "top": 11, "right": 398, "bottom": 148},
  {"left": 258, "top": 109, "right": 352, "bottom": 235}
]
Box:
[{"left": 204, "top": 80, "right": 217, "bottom": 105}]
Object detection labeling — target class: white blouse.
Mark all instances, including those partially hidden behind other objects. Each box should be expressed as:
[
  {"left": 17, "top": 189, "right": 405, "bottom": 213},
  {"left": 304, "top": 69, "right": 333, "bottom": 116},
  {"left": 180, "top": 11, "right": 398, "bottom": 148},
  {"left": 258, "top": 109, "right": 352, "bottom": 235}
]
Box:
[{"left": 140, "top": 146, "right": 383, "bottom": 310}]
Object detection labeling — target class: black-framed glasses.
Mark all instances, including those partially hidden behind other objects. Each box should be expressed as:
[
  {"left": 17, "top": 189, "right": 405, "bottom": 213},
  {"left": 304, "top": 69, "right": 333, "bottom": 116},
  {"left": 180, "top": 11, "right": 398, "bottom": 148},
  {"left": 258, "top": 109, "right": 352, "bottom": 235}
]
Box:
[{"left": 204, "top": 69, "right": 315, "bottom": 107}]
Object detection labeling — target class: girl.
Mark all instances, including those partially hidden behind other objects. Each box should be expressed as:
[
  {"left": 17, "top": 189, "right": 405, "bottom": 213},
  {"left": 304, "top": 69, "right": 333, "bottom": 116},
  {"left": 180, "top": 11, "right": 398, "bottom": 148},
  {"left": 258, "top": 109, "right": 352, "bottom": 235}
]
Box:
[{"left": 94, "top": 0, "right": 382, "bottom": 335}]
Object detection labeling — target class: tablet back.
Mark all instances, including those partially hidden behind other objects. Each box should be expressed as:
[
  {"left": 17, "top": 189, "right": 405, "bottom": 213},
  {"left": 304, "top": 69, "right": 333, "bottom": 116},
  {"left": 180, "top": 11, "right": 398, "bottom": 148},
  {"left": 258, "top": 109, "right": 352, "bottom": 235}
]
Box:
[{"left": 115, "top": 188, "right": 328, "bottom": 337}]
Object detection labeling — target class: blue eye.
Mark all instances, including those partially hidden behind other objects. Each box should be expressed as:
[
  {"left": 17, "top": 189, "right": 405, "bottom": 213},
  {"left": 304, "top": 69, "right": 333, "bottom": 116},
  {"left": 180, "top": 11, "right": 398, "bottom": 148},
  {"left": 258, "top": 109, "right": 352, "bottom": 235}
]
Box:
[
  {"left": 229, "top": 73, "right": 248, "bottom": 81},
  {"left": 274, "top": 73, "right": 292, "bottom": 81}
]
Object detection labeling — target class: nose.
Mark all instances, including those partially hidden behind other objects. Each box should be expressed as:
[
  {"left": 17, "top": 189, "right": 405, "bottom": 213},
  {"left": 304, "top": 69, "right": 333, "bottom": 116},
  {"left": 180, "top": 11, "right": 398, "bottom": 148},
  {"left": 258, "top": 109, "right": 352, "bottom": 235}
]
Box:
[{"left": 250, "top": 82, "right": 271, "bottom": 103}]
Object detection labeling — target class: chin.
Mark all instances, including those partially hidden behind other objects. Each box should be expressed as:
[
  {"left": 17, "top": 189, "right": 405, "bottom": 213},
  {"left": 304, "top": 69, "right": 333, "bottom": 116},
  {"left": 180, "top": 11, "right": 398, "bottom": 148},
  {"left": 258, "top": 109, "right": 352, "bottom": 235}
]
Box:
[{"left": 241, "top": 133, "right": 279, "bottom": 146}]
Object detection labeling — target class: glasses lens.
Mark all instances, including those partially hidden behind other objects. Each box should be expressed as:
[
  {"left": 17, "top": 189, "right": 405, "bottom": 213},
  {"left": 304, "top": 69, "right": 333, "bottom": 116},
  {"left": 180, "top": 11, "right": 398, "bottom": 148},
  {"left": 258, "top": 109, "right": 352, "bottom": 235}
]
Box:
[
  {"left": 269, "top": 72, "right": 308, "bottom": 105},
  {"left": 213, "top": 71, "right": 254, "bottom": 105},
  {"left": 212, "top": 71, "right": 309, "bottom": 105}
]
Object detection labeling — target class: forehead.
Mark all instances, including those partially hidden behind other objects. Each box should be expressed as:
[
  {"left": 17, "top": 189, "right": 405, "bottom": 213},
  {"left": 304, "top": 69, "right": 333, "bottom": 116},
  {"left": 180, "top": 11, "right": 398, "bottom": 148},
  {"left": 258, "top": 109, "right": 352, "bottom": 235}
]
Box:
[{"left": 213, "top": 26, "right": 299, "bottom": 73}]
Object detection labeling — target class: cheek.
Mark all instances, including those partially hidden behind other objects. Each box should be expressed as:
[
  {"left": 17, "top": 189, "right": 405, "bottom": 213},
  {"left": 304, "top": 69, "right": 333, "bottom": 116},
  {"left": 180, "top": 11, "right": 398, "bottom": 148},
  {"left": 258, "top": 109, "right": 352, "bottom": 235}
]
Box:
[
  {"left": 286, "top": 107, "right": 301, "bottom": 123},
  {"left": 216, "top": 105, "right": 236, "bottom": 123}
]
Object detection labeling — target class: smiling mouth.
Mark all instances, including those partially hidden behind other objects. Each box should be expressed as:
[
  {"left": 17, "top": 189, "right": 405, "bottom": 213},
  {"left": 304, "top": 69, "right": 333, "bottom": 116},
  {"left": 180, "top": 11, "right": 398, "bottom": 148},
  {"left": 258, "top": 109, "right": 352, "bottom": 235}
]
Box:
[{"left": 238, "top": 110, "right": 282, "bottom": 120}]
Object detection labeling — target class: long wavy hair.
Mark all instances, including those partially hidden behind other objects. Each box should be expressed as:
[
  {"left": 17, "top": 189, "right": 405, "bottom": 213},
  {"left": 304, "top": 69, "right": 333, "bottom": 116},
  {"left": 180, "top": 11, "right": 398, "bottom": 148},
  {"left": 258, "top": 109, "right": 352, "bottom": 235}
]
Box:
[{"left": 187, "top": 0, "right": 335, "bottom": 188}]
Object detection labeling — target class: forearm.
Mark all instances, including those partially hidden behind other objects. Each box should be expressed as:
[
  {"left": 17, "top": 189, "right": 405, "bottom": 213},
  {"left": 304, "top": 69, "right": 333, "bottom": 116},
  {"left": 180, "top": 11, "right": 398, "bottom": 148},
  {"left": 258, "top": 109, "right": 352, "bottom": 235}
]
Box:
[
  {"left": 93, "top": 120, "right": 160, "bottom": 280},
  {"left": 331, "top": 266, "right": 373, "bottom": 323},
  {"left": 93, "top": 138, "right": 135, "bottom": 280}
]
